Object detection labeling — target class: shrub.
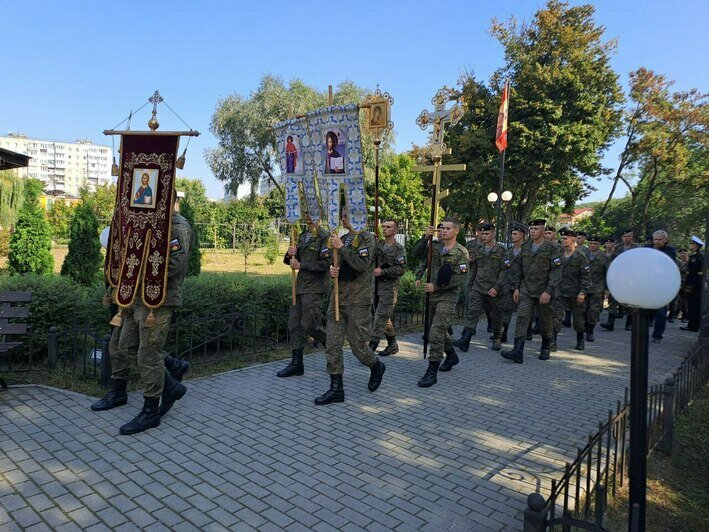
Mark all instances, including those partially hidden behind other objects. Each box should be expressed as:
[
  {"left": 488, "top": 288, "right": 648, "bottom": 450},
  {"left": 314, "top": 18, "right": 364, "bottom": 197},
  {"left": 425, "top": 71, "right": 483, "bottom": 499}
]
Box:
[
  {"left": 60, "top": 202, "right": 102, "bottom": 286},
  {"left": 8, "top": 182, "right": 53, "bottom": 275}
]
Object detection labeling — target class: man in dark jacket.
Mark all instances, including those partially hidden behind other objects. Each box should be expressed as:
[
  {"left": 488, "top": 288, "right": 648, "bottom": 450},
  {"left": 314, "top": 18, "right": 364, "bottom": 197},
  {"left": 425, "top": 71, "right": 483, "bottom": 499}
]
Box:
[
  {"left": 648, "top": 230, "right": 677, "bottom": 343},
  {"left": 680, "top": 236, "right": 704, "bottom": 332}
]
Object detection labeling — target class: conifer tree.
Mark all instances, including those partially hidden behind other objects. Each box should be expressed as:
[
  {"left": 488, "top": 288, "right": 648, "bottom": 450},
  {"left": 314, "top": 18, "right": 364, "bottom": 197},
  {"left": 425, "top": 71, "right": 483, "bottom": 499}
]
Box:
[
  {"left": 61, "top": 202, "right": 102, "bottom": 285},
  {"left": 8, "top": 180, "right": 53, "bottom": 275}
]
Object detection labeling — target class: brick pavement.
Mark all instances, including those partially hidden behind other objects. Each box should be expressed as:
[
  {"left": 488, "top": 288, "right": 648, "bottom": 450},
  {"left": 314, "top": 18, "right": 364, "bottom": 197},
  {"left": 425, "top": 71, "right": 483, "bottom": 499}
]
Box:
[{"left": 0, "top": 319, "right": 696, "bottom": 531}]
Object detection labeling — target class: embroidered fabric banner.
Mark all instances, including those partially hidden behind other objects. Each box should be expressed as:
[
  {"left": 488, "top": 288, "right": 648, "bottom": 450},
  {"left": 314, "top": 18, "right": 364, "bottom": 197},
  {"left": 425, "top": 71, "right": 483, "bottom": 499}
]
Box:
[
  {"left": 104, "top": 134, "right": 179, "bottom": 308},
  {"left": 273, "top": 118, "right": 322, "bottom": 224}
]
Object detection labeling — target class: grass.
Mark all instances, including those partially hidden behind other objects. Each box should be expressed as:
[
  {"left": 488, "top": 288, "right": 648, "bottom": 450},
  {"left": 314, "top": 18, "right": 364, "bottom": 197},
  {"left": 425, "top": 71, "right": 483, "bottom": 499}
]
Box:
[{"left": 604, "top": 385, "right": 709, "bottom": 532}]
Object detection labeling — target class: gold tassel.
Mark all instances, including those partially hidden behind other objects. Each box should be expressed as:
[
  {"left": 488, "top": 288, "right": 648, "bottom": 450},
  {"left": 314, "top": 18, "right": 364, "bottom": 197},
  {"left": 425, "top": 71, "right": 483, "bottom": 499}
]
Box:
[
  {"left": 145, "top": 309, "right": 156, "bottom": 328},
  {"left": 109, "top": 312, "right": 123, "bottom": 327}
]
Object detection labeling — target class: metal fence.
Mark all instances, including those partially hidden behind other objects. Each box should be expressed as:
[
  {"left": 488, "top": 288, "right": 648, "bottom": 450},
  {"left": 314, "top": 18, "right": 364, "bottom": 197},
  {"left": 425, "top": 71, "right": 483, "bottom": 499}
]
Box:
[{"left": 523, "top": 341, "right": 709, "bottom": 531}]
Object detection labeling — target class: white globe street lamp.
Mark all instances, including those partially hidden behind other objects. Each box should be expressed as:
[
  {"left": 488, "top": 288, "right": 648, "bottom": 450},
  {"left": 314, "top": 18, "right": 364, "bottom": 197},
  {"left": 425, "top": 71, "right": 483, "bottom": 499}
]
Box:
[
  {"left": 501, "top": 190, "right": 513, "bottom": 202},
  {"left": 487, "top": 192, "right": 498, "bottom": 203},
  {"left": 606, "top": 247, "right": 680, "bottom": 530}
]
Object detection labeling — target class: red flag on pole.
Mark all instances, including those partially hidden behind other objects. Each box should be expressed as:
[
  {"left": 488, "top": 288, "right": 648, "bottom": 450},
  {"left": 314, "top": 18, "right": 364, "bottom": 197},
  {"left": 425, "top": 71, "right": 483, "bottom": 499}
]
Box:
[{"left": 495, "top": 82, "right": 509, "bottom": 153}]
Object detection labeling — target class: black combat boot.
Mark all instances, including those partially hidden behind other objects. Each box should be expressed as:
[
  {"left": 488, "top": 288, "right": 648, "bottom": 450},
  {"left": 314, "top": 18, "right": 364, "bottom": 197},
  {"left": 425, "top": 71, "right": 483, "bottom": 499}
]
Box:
[
  {"left": 625, "top": 316, "right": 632, "bottom": 331},
  {"left": 562, "top": 310, "right": 571, "bottom": 328},
  {"left": 491, "top": 334, "right": 502, "bottom": 351},
  {"left": 447, "top": 326, "right": 454, "bottom": 336},
  {"left": 539, "top": 337, "right": 551, "bottom": 360},
  {"left": 314, "top": 374, "right": 344, "bottom": 405},
  {"left": 277, "top": 349, "right": 304, "bottom": 378},
  {"left": 501, "top": 322, "right": 509, "bottom": 343},
  {"left": 600, "top": 314, "right": 615, "bottom": 331},
  {"left": 575, "top": 331, "right": 585, "bottom": 351},
  {"left": 418, "top": 361, "right": 440, "bottom": 387},
  {"left": 526, "top": 323, "right": 533, "bottom": 341},
  {"left": 368, "top": 339, "right": 380, "bottom": 352},
  {"left": 160, "top": 370, "right": 187, "bottom": 416},
  {"left": 586, "top": 324, "right": 595, "bottom": 342},
  {"left": 453, "top": 327, "right": 474, "bottom": 352},
  {"left": 367, "top": 360, "right": 386, "bottom": 392},
  {"left": 164, "top": 354, "right": 190, "bottom": 382},
  {"left": 379, "top": 335, "right": 399, "bottom": 356},
  {"left": 550, "top": 332, "right": 558, "bottom": 352},
  {"left": 439, "top": 348, "right": 459, "bottom": 372},
  {"left": 91, "top": 379, "right": 128, "bottom": 411},
  {"left": 119, "top": 397, "right": 161, "bottom": 435},
  {"left": 501, "top": 338, "right": 524, "bottom": 364}
]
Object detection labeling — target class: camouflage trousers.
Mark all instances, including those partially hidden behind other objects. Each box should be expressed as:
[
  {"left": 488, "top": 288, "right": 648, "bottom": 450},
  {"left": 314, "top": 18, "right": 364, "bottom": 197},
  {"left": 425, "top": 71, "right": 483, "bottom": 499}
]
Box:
[
  {"left": 463, "top": 288, "right": 502, "bottom": 336},
  {"left": 371, "top": 289, "right": 397, "bottom": 340},
  {"left": 584, "top": 293, "right": 604, "bottom": 326},
  {"left": 553, "top": 296, "right": 585, "bottom": 333},
  {"left": 498, "top": 288, "right": 518, "bottom": 324},
  {"left": 325, "top": 302, "right": 378, "bottom": 375},
  {"left": 289, "top": 293, "right": 326, "bottom": 351},
  {"left": 427, "top": 298, "right": 456, "bottom": 362},
  {"left": 111, "top": 304, "right": 174, "bottom": 398},
  {"left": 514, "top": 293, "right": 553, "bottom": 340}
]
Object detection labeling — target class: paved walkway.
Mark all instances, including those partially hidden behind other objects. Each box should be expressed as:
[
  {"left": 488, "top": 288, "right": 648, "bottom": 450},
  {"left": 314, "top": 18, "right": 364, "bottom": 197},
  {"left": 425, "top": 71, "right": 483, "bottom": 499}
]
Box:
[{"left": 0, "top": 319, "right": 697, "bottom": 531}]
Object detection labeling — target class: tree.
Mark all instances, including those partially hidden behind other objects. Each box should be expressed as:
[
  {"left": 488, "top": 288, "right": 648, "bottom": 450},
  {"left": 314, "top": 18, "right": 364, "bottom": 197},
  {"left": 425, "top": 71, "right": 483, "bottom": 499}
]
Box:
[
  {"left": 483, "top": 1, "right": 624, "bottom": 221},
  {"left": 46, "top": 199, "right": 76, "bottom": 241},
  {"left": 0, "top": 169, "right": 25, "bottom": 229},
  {"left": 60, "top": 202, "right": 102, "bottom": 285},
  {"left": 8, "top": 179, "right": 54, "bottom": 275},
  {"left": 82, "top": 183, "right": 117, "bottom": 225},
  {"left": 206, "top": 75, "right": 393, "bottom": 197}
]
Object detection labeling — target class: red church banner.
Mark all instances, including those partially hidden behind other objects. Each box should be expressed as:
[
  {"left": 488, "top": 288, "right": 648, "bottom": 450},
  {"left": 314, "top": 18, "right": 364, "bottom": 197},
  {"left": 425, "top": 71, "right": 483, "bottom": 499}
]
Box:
[{"left": 105, "top": 133, "right": 179, "bottom": 309}]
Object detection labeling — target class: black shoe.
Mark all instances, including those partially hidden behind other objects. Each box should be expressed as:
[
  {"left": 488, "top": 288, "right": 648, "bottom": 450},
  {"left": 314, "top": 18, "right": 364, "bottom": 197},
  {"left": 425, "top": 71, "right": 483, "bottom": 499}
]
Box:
[
  {"left": 368, "top": 339, "right": 380, "bottom": 352},
  {"left": 164, "top": 354, "right": 190, "bottom": 382},
  {"left": 600, "top": 322, "right": 614, "bottom": 331},
  {"left": 277, "top": 349, "right": 304, "bottom": 378},
  {"left": 562, "top": 313, "right": 571, "bottom": 328},
  {"left": 439, "top": 349, "right": 459, "bottom": 372},
  {"left": 550, "top": 333, "right": 558, "bottom": 353},
  {"left": 314, "top": 374, "right": 344, "bottom": 405},
  {"left": 91, "top": 379, "right": 128, "bottom": 411},
  {"left": 379, "top": 336, "right": 399, "bottom": 356},
  {"left": 487, "top": 324, "right": 493, "bottom": 333},
  {"left": 160, "top": 371, "right": 187, "bottom": 416},
  {"left": 368, "top": 361, "right": 386, "bottom": 392},
  {"left": 575, "top": 331, "right": 585, "bottom": 351},
  {"left": 491, "top": 335, "right": 502, "bottom": 351},
  {"left": 418, "top": 361, "right": 440, "bottom": 387},
  {"left": 679, "top": 327, "right": 699, "bottom": 332},
  {"left": 586, "top": 328, "right": 595, "bottom": 342},
  {"left": 501, "top": 338, "right": 524, "bottom": 363},
  {"left": 452, "top": 328, "right": 474, "bottom": 352},
  {"left": 119, "top": 397, "right": 161, "bottom": 435},
  {"left": 539, "top": 337, "right": 551, "bottom": 360}
]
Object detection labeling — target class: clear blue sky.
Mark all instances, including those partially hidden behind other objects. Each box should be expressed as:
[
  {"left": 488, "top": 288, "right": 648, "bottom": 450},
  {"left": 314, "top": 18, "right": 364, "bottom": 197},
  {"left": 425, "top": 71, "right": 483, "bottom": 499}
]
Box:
[{"left": 2, "top": 0, "right": 706, "bottom": 201}]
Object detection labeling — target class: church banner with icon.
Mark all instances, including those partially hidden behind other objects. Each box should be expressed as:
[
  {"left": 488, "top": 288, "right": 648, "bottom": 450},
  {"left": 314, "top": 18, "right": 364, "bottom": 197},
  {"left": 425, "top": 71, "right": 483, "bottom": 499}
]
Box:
[{"left": 105, "top": 133, "right": 179, "bottom": 309}]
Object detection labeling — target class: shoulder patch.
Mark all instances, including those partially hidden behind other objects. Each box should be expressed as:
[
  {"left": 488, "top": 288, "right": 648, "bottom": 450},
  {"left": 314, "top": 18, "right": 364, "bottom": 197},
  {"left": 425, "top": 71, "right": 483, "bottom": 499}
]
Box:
[
  {"left": 320, "top": 247, "right": 331, "bottom": 258},
  {"left": 170, "top": 238, "right": 182, "bottom": 253},
  {"left": 358, "top": 248, "right": 369, "bottom": 258},
  {"left": 584, "top": 265, "right": 591, "bottom": 272},
  {"left": 553, "top": 257, "right": 562, "bottom": 267},
  {"left": 396, "top": 255, "right": 406, "bottom": 265},
  {"left": 504, "top": 258, "right": 512, "bottom": 268},
  {"left": 459, "top": 263, "right": 468, "bottom": 273}
]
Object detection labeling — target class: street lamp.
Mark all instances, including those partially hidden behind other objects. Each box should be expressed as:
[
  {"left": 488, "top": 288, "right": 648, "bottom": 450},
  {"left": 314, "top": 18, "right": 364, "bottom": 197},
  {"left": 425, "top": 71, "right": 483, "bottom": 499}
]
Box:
[
  {"left": 486, "top": 191, "right": 513, "bottom": 241},
  {"left": 606, "top": 248, "right": 680, "bottom": 531}
]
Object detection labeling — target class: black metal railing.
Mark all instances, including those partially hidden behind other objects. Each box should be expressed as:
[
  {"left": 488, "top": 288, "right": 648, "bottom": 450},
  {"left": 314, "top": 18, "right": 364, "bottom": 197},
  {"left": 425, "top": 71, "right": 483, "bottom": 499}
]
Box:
[{"left": 523, "top": 343, "right": 708, "bottom": 531}]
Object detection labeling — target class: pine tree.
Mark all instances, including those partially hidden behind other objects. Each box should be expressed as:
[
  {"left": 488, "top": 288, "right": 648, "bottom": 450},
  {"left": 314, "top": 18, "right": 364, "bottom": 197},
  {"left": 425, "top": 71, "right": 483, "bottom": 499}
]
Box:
[
  {"left": 8, "top": 180, "right": 54, "bottom": 275},
  {"left": 60, "top": 202, "right": 102, "bottom": 285}
]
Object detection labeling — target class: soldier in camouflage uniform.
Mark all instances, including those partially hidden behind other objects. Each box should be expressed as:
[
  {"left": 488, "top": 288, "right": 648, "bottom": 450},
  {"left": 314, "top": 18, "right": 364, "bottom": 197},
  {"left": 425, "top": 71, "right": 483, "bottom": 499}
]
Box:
[
  {"left": 552, "top": 229, "right": 591, "bottom": 351},
  {"left": 498, "top": 222, "right": 527, "bottom": 344},
  {"left": 501, "top": 219, "right": 562, "bottom": 363},
  {"left": 369, "top": 220, "right": 406, "bottom": 357},
  {"left": 583, "top": 235, "right": 610, "bottom": 342},
  {"left": 575, "top": 231, "right": 590, "bottom": 256},
  {"left": 92, "top": 202, "right": 193, "bottom": 435},
  {"left": 414, "top": 218, "right": 469, "bottom": 388},
  {"left": 453, "top": 222, "right": 509, "bottom": 352},
  {"left": 314, "top": 208, "right": 385, "bottom": 405},
  {"left": 278, "top": 215, "right": 330, "bottom": 378},
  {"left": 601, "top": 229, "right": 637, "bottom": 331}
]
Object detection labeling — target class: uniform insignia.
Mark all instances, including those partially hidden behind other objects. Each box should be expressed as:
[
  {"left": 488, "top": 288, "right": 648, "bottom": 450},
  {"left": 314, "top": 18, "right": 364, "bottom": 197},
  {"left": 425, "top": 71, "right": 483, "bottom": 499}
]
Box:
[
  {"left": 321, "top": 247, "right": 331, "bottom": 258},
  {"left": 396, "top": 255, "right": 406, "bottom": 265},
  {"left": 169, "top": 239, "right": 182, "bottom": 253},
  {"left": 553, "top": 257, "right": 562, "bottom": 266},
  {"left": 358, "top": 248, "right": 369, "bottom": 258},
  {"left": 504, "top": 259, "right": 511, "bottom": 269},
  {"left": 584, "top": 265, "right": 591, "bottom": 272},
  {"left": 459, "top": 263, "right": 468, "bottom": 273}
]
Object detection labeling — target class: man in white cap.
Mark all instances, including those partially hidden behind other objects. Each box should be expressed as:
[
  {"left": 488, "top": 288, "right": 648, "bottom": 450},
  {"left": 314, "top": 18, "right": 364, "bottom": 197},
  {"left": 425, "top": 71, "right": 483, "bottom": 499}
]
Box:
[{"left": 681, "top": 236, "right": 704, "bottom": 332}]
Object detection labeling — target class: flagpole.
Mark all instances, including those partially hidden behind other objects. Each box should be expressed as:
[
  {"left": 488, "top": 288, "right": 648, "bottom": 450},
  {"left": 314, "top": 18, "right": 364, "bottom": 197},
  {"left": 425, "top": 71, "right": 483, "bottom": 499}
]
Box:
[
  {"left": 494, "top": 80, "right": 509, "bottom": 242},
  {"left": 496, "top": 149, "right": 505, "bottom": 242}
]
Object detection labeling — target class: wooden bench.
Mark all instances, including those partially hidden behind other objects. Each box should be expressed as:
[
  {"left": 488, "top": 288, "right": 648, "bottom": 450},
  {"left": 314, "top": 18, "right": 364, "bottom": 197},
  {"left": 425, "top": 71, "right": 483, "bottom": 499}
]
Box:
[{"left": 0, "top": 291, "right": 32, "bottom": 390}]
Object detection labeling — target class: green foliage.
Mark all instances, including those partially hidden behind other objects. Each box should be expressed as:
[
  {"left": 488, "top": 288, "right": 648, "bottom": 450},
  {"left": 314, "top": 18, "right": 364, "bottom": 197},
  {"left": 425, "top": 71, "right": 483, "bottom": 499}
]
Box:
[
  {"left": 0, "top": 229, "right": 11, "bottom": 257},
  {"left": 8, "top": 182, "right": 54, "bottom": 275},
  {"left": 0, "top": 169, "right": 25, "bottom": 228},
  {"left": 263, "top": 231, "right": 280, "bottom": 265},
  {"left": 46, "top": 199, "right": 76, "bottom": 241},
  {"left": 60, "top": 202, "right": 103, "bottom": 286},
  {"left": 81, "top": 183, "right": 116, "bottom": 224}
]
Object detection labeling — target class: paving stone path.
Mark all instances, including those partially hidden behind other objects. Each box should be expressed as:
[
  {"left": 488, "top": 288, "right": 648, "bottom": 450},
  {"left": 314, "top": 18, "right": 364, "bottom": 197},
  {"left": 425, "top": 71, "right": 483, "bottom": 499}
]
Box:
[{"left": 0, "top": 320, "right": 696, "bottom": 531}]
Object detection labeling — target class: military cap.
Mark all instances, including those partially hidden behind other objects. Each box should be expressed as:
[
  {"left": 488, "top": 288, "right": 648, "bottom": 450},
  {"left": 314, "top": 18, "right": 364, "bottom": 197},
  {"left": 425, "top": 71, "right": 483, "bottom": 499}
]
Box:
[
  {"left": 678, "top": 247, "right": 688, "bottom": 252},
  {"left": 559, "top": 228, "right": 576, "bottom": 237},
  {"left": 620, "top": 228, "right": 634, "bottom": 236},
  {"left": 588, "top": 235, "right": 601, "bottom": 243},
  {"left": 510, "top": 221, "right": 528, "bottom": 234},
  {"left": 545, "top": 226, "right": 556, "bottom": 232},
  {"left": 604, "top": 237, "right": 616, "bottom": 244},
  {"left": 691, "top": 235, "right": 704, "bottom": 247},
  {"left": 528, "top": 219, "right": 547, "bottom": 227},
  {"left": 478, "top": 222, "right": 495, "bottom": 231},
  {"left": 437, "top": 262, "right": 453, "bottom": 287},
  {"left": 576, "top": 231, "right": 587, "bottom": 237}
]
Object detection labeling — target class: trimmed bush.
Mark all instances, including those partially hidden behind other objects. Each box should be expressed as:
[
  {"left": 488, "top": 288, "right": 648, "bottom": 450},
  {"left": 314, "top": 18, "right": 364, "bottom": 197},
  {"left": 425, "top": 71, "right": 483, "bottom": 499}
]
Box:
[
  {"left": 8, "top": 181, "right": 53, "bottom": 275},
  {"left": 60, "top": 202, "right": 102, "bottom": 286}
]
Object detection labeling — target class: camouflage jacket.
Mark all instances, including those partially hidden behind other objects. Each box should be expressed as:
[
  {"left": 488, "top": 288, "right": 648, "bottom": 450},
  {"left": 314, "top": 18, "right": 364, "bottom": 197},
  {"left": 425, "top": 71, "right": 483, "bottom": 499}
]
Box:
[
  {"left": 558, "top": 249, "right": 592, "bottom": 298},
  {"left": 513, "top": 240, "right": 563, "bottom": 298},
  {"left": 376, "top": 240, "right": 407, "bottom": 294},
  {"left": 415, "top": 238, "right": 469, "bottom": 302},
  {"left": 586, "top": 251, "right": 610, "bottom": 294},
  {"left": 501, "top": 246, "right": 523, "bottom": 292},
  {"left": 468, "top": 243, "right": 509, "bottom": 294},
  {"left": 334, "top": 230, "right": 377, "bottom": 306},
  {"left": 284, "top": 226, "right": 330, "bottom": 294},
  {"left": 164, "top": 213, "right": 193, "bottom": 307}
]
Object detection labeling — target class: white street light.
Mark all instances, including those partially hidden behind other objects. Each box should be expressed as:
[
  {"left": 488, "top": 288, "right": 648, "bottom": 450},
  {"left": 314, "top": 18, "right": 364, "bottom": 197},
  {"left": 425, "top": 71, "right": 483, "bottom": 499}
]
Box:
[
  {"left": 487, "top": 192, "right": 498, "bottom": 203},
  {"left": 501, "top": 190, "right": 513, "bottom": 202},
  {"left": 100, "top": 226, "right": 111, "bottom": 249},
  {"left": 607, "top": 248, "right": 680, "bottom": 309}
]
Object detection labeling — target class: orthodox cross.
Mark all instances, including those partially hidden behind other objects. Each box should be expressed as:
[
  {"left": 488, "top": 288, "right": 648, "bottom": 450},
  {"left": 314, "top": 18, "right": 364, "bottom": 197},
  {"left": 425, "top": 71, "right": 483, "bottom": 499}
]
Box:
[{"left": 148, "top": 90, "right": 163, "bottom": 130}]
